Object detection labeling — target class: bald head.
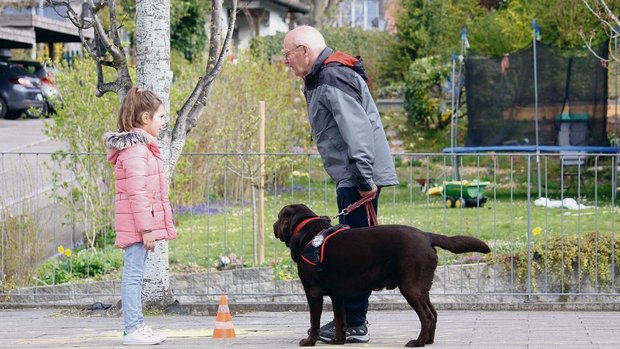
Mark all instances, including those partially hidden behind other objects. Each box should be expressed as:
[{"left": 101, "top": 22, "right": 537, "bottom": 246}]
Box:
[
  {"left": 283, "top": 26, "right": 327, "bottom": 77},
  {"left": 285, "top": 26, "right": 326, "bottom": 55}
]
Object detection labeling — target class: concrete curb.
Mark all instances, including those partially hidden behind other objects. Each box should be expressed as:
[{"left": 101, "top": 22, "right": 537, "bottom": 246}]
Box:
[{"left": 2, "top": 301, "right": 620, "bottom": 313}]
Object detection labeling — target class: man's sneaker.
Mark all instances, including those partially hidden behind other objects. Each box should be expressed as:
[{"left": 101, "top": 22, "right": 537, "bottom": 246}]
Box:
[
  {"left": 123, "top": 323, "right": 166, "bottom": 345},
  {"left": 345, "top": 323, "right": 370, "bottom": 343},
  {"left": 316, "top": 320, "right": 370, "bottom": 343}
]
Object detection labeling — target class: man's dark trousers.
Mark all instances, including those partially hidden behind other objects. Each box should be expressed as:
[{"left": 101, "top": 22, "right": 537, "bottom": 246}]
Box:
[{"left": 336, "top": 186, "right": 380, "bottom": 327}]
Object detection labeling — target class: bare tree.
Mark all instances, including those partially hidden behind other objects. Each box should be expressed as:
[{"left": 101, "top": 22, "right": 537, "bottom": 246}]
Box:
[
  {"left": 310, "top": 0, "right": 341, "bottom": 27},
  {"left": 580, "top": 0, "right": 619, "bottom": 65},
  {"left": 48, "top": 0, "right": 237, "bottom": 306}
]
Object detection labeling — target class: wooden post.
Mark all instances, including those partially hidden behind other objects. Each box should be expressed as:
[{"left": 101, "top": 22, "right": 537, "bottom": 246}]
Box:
[{"left": 258, "top": 101, "right": 266, "bottom": 265}]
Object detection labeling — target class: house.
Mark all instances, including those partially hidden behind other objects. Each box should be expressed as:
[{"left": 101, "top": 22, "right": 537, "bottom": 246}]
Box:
[
  {"left": 331, "top": 0, "right": 398, "bottom": 32},
  {"left": 224, "top": 0, "right": 310, "bottom": 50}
]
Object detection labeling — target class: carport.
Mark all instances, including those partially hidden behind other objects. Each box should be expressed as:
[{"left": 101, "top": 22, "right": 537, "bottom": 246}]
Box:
[
  {"left": 0, "top": 26, "right": 35, "bottom": 49},
  {"left": 0, "top": 13, "right": 93, "bottom": 59}
]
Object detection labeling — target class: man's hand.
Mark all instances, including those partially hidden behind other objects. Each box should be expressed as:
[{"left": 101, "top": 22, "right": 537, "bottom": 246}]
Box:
[
  {"left": 142, "top": 230, "right": 156, "bottom": 251},
  {"left": 358, "top": 185, "right": 378, "bottom": 199}
]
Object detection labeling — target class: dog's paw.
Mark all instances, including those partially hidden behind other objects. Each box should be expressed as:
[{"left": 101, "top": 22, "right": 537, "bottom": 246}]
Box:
[
  {"left": 329, "top": 337, "right": 346, "bottom": 345},
  {"left": 299, "top": 337, "right": 317, "bottom": 346},
  {"left": 405, "top": 339, "right": 425, "bottom": 347}
]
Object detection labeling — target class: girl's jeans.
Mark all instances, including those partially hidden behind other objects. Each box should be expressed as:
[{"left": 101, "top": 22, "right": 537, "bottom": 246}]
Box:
[{"left": 121, "top": 243, "right": 148, "bottom": 332}]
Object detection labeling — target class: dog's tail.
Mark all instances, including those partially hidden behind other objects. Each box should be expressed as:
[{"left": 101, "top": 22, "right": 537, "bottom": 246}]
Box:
[{"left": 427, "top": 233, "right": 490, "bottom": 254}]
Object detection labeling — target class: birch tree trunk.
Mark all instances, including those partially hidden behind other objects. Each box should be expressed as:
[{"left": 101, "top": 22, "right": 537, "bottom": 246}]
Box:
[{"left": 135, "top": 0, "right": 174, "bottom": 307}]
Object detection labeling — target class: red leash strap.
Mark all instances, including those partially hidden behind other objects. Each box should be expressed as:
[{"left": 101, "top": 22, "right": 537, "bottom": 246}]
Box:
[
  {"left": 339, "top": 188, "right": 378, "bottom": 226},
  {"left": 364, "top": 201, "right": 378, "bottom": 226}
]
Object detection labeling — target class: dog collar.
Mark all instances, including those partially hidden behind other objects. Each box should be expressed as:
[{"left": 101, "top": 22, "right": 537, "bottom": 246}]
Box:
[{"left": 292, "top": 216, "right": 322, "bottom": 237}]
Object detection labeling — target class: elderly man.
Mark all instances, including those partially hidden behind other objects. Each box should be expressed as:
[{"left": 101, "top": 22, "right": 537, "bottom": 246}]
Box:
[{"left": 283, "top": 26, "right": 398, "bottom": 343}]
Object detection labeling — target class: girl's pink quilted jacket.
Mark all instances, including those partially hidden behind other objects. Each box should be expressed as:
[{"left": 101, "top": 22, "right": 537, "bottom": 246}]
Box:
[{"left": 105, "top": 129, "right": 177, "bottom": 248}]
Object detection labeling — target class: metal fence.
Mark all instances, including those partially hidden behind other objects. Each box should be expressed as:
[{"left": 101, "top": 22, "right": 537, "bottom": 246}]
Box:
[{"left": 1, "top": 151, "right": 618, "bottom": 304}]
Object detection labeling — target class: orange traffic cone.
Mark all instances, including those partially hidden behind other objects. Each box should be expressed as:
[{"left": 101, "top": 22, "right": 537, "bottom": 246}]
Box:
[{"left": 212, "top": 295, "right": 236, "bottom": 338}]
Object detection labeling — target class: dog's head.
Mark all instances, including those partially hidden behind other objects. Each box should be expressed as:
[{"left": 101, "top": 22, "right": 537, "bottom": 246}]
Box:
[{"left": 273, "top": 204, "right": 318, "bottom": 247}]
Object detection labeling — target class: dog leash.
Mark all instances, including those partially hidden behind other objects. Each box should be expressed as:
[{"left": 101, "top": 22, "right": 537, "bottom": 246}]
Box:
[{"left": 335, "top": 188, "right": 378, "bottom": 226}]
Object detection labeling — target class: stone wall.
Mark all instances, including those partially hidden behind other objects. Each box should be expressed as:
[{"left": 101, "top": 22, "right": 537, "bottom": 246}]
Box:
[{"left": 6, "top": 263, "right": 620, "bottom": 309}]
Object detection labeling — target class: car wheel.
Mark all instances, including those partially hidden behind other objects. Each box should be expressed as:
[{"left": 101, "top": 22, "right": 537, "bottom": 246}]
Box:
[
  {"left": 26, "top": 104, "right": 48, "bottom": 119},
  {"left": 45, "top": 101, "right": 56, "bottom": 117},
  {"left": 3, "top": 109, "right": 22, "bottom": 120},
  {"left": 0, "top": 97, "right": 7, "bottom": 119}
]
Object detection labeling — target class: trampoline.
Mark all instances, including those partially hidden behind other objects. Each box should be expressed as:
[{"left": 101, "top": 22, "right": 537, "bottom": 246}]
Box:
[
  {"left": 441, "top": 22, "right": 619, "bottom": 197},
  {"left": 443, "top": 145, "right": 619, "bottom": 154}
]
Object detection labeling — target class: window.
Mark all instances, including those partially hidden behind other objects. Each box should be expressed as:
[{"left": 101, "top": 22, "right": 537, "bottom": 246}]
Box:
[{"left": 335, "top": 0, "right": 383, "bottom": 30}]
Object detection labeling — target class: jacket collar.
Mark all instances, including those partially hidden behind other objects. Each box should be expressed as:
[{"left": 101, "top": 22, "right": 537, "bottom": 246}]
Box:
[
  {"left": 304, "top": 47, "right": 333, "bottom": 84},
  {"left": 104, "top": 129, "right": 162, "bottom": 165},
  {"left": 104, "top": 129, "right": 158, "bottom": 151}
]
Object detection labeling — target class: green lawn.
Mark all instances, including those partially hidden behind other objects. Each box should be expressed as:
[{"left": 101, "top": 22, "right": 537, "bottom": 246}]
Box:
[{"left": 168, "top": 179, "right": 619, "bottom": 272}]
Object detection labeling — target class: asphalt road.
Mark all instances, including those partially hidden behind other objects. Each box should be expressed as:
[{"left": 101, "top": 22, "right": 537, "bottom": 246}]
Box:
[
  {"left": 0, "top": 118, "right": 55, "bottom": 152},
  {"left": 0, "top": 117, "right": 76, "bottom": 254}
]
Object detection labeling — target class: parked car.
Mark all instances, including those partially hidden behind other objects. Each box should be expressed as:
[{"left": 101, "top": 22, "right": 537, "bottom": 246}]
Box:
[
  {"left": 0, "top": 61, "right": 47, "bottom": 119},
  {"left": 8, "top": 60, "right": 60, "bottom": 114}
]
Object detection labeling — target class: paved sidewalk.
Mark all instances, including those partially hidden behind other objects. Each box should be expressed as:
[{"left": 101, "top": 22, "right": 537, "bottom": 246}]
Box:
[{"left": 1, "top": 308, "right": 619, "bottom": 348}]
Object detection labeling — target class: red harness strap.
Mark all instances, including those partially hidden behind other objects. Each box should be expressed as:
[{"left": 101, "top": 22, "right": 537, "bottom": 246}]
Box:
[
  {"left": 300, "top": 224, "right": 350, "bottom": 266},
  {"left": 291, "top": 216, "right": 322, "bottom": 238}
]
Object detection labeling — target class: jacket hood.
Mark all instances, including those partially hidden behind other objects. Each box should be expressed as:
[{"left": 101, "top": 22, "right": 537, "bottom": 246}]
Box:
[
  {"left": 322, "top": 50, "right": 368, "bottom": 81},
  {"left": 307, "top": 47, "right": 368, "bottom": 82},
  {"left": 105, "top": 130, "right": 153, "bottom": 164}
]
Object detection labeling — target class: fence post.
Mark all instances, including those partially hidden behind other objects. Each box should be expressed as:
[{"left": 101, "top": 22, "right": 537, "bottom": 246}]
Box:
[{"left": 258, "top": 101, "right": 266, "bottom": 265}]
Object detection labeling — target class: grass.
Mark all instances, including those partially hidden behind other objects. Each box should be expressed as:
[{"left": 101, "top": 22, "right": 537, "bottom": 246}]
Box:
[{"left": 168, "top": 176, "right": 619, "bottom": 274}]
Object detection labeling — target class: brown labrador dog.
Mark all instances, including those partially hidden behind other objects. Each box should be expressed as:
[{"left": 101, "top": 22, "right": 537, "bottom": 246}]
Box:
[{"left": 273, "top": 204, "right": 491, "bottom": 347}]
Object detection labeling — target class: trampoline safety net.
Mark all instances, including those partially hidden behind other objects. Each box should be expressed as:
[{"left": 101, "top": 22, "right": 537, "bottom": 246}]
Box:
[{"left": 464, "top": 42, "right": 609, "bottom": 147}]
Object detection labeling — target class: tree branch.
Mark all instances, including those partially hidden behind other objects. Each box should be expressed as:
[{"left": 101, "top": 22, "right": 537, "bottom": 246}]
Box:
[
  {"left": 168, "top": 0, "right": 237, "bottom": 176},
  {"left": 580, "top": 0, "right": 620, "bottom": 65},
  {"left": 172, "top": 0, "right": 237, "bottom": 137},
  {"left": 48, "top": 0, "right": 132, "bottom": 96}
]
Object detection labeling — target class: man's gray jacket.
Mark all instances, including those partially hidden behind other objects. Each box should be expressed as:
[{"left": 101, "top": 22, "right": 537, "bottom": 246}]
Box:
[{"left": 304, "top": 47, "right": 398, "bottom": 191}]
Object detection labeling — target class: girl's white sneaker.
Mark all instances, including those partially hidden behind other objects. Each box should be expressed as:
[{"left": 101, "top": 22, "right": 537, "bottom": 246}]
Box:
[{"left": 123, "top": 323, "right": 166, "bottom": 345}]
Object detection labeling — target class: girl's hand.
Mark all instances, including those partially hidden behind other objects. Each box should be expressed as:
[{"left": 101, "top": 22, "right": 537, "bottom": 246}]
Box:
[{"left": 142, "top": 230, "right": 156, "bottom": 251}]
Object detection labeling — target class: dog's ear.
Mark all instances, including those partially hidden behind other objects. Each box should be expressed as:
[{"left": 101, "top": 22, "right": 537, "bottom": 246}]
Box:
[{"left": 274, "top": 205, "right": 297, "bottom": 244}]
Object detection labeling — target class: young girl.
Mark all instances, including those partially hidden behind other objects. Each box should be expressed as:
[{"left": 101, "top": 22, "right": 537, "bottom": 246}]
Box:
[{"left": 105, "top": 87, "right": 177, "bottom": 346}]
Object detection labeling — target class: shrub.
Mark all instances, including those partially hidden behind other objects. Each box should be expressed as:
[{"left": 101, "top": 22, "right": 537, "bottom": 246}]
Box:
[
  {"left": 35, "top": 247, "right": 123, "bottom": 285},
  {"left": 45, "top": 58, "right": 118, "bottom": 250},
  {"left": 489, "top": 231, "right": 620, "bottom": 292},
  {"left": 403, "top": 56, "right": 452, "bottom": 128},
  {"left": 0, "top": 211, "right": 44, "bottom": 290}
]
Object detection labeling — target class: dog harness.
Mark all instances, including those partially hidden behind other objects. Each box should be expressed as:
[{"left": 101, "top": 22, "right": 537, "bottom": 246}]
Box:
[{"left": 300, "top": 224, "right": 350, "bottom": 267}]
